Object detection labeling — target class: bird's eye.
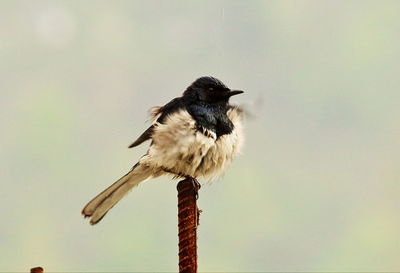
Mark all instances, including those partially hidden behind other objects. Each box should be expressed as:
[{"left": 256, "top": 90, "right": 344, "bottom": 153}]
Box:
[{"left": 208, "top": 87, "right": 214, "bottom": 91}]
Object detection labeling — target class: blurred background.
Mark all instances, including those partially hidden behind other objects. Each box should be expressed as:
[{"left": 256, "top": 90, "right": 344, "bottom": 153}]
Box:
[{"left": 1, "top": 0, "right": 400, "bottom": 272}]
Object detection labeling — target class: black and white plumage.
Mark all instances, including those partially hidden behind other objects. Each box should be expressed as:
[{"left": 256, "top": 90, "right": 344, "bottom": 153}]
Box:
[{"left": 82, "top": 76, "right": 244, "bottom": 224}]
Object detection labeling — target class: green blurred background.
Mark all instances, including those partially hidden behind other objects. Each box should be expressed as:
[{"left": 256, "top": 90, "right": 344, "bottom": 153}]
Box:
[{"left": 1, "top": 0, "right": 400, "bottom": 272}]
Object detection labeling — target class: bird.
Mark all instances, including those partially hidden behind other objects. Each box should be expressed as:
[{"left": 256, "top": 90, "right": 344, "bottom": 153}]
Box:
[{"left": 82, "top": 76, "right": 244, "bottom": 225}]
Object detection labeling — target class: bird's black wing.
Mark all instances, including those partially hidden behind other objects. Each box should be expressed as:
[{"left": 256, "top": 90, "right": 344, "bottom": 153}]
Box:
[{"left": 128, "top": 97, "right": 185, "bottom": 148}]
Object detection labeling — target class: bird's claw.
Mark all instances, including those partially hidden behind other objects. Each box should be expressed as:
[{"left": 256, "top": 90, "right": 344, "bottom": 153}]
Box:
[{"left": 188, "top": 177, "right": 201, "bottom": 199}]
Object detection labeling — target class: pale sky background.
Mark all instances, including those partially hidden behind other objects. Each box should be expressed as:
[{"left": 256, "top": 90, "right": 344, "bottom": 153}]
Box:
[{"left": 1, "top": 0, "right": 400, "bottom": 272}]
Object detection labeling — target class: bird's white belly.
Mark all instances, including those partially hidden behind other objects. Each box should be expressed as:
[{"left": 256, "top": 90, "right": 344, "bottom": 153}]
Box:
[{"left": 141, "top": 108, "right": 243, "bottom": 180}]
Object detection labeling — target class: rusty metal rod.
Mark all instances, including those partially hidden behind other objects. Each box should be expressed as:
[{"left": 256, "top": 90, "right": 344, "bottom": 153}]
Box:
[{"left": 177, "top": 177, "right": 201, "bottom": 273}]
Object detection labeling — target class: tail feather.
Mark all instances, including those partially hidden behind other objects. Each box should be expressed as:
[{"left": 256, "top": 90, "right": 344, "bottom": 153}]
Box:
[{"left": 82, "top": 163, "right": 153, "bottom": 225}]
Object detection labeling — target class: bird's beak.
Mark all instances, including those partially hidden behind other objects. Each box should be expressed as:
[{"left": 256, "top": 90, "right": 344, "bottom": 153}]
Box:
[{"left": 226, "top": 90, "right": 244, "bottom": 97}]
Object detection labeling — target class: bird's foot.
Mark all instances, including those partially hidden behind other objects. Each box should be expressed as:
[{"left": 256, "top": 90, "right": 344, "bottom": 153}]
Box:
[
  {"left": 187, "top": 177, "right": 201, "bottom": 199},
  {"left": 187, "top": 177, "right": 202, "bottom": 226},
  {"left": 191, "top": 177, "right": 201, "bottom": 191}
]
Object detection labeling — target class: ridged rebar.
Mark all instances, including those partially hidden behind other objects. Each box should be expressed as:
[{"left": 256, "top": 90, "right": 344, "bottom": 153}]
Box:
[{"left": 177, "top": 177, "right": 200, "bottom": 273}]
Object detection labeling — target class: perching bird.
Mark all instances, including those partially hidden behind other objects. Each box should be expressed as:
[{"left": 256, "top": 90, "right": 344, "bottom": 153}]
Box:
[{"left": 82, "top": 76, "right": 244, "bottom": 224}]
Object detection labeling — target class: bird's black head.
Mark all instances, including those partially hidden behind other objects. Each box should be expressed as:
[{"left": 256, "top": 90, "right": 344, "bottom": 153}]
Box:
[{"left": 183, "top": 76, "right": 244, "bottom": 105}]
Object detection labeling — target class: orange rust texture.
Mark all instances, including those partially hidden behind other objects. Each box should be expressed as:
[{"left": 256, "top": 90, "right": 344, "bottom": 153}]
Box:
[{"left": 177, "top": 178, "right": 200, "bottom": 273}]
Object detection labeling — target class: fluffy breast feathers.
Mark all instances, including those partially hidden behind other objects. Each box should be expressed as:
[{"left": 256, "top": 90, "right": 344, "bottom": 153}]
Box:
[{"left": 140, "top": 107, "right": 244, "bottom": 181}]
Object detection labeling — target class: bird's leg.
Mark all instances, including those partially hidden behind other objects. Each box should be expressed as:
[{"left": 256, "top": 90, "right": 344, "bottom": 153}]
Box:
[
  {"left": 185, "top": 177, "right": 202, "bottom": 226},
  {"left": 187, "top": 176, "right": 201, "bottom": 199}
]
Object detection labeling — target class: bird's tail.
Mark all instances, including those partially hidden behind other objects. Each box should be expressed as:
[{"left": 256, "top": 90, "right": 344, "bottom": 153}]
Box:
[{"left": 82, "top": 163, "right": 153, "bottom": 225}]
